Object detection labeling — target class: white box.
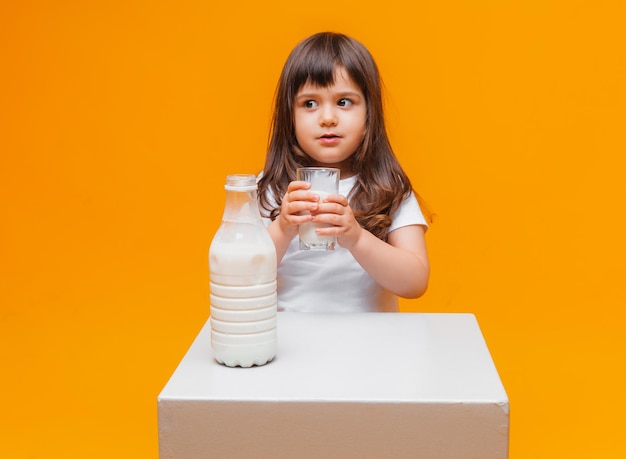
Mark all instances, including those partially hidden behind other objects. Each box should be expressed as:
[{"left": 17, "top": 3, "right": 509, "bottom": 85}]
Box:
[{"left": 158, "top": 312, "right": 509, "bottom": 458}]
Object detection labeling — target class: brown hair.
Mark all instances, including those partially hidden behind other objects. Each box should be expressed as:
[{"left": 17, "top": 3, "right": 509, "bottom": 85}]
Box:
[{"left": 258, "top": 32, "right": 415, "bottom": 240}]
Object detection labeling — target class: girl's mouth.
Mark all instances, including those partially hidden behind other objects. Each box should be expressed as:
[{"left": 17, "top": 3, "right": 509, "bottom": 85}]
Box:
[{"left": 318, "top": 134, "right": 341, "bottom": 145}]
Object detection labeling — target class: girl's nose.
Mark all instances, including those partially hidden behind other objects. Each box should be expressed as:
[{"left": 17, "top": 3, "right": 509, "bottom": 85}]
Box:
[{"left": 319, "top": 106, "right": 338, "bottom": 126}]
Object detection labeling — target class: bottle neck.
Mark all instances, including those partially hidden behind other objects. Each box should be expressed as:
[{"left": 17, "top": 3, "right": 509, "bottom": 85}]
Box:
[{"left": 223, "top": 188, "right": 261, "bottom": 222}]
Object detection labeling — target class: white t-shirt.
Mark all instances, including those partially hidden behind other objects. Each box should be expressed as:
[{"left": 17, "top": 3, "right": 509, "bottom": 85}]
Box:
[{"left": 262, "top": 175, "right": 427, "bottom": 313}]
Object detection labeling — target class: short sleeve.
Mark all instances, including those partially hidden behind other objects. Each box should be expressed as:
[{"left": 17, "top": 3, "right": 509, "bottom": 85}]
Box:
[{"left": 388, "top": 192, "right": 428, "bottom": 233}]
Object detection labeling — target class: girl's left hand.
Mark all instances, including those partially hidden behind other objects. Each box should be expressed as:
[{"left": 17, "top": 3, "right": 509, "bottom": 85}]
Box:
[{"left": 311, "top": 193, "right": 363, "bottom": 250}]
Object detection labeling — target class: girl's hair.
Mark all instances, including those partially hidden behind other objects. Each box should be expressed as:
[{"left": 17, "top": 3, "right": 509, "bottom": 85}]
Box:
[{"left": 258, "top": 31, "right": 415, "bottom": 241}]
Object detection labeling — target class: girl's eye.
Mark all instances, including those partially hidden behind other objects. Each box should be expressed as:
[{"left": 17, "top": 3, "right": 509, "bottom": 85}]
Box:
[
  {"left": 338, "top": 98, "right": 353, "bottom": 107},
  {"left": 304, "top": 100, "right": 318, "bottom": 109}
]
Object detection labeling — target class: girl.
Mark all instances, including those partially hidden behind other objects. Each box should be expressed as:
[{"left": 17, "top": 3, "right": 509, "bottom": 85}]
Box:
[{"left": 258, "top": 32, "right": 429, "bottom": 313}]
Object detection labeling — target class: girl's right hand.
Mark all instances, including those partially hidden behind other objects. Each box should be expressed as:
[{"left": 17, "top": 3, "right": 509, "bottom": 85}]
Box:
[{"left": 277, "top": 180, "right": 320, "bottom": 239}]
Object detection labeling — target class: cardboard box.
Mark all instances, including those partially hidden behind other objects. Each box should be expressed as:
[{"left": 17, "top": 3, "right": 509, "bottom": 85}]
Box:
[{"left": 158, "top": 312, "right": 509, "bottom": 458}]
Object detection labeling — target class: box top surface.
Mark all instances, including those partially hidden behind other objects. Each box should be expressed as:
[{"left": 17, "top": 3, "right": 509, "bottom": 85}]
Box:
[{"left": 159, "top": 312, "right": 508, "bottom": 404}]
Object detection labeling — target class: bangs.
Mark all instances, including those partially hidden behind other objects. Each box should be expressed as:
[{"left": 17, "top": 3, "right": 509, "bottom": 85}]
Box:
[
  {"left": 286, "top": 34, "right": 364, "bottom": 92},
  {"left": 290, "top": 48, "right": 338, "bottom": 90}
]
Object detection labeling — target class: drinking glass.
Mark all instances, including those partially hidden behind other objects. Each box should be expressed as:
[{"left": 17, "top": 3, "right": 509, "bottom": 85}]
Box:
[{"left": 296, "top": 167, "right": 340, "bottom": 251}]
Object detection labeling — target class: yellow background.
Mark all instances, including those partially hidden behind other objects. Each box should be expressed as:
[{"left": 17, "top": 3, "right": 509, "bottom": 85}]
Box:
[{"left": 1, "top": 1, "right": 624, "bottom": 457}]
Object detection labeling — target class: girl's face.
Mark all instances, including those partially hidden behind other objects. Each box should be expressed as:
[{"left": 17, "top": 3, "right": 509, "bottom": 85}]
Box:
[{"left": 293, "top": 66, "right": 366, "bottom": 178}]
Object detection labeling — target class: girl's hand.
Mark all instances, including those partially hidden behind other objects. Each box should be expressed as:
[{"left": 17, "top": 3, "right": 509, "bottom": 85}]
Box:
[
  {"left": 310, "top": 193, "right": 363, "bottom": 251},
  {"left": 276, "top": 180, "right": 321, "bottom": 239}
]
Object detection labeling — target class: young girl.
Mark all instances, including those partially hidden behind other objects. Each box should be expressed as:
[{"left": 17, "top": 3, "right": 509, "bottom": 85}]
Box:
[{"left": 258, "top": 32, "right": 430, "bottom": 313}]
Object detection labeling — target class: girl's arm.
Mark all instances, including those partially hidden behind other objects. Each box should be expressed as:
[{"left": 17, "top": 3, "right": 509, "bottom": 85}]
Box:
[
  {"left": 348, "top": 224, "right": 429, "bottom": 298},
  {"left": 266, "top": 219, "right": 294, "bottom": 262},
  {"left": 313, "top": 195, "right": 429, "bottom": 298}
]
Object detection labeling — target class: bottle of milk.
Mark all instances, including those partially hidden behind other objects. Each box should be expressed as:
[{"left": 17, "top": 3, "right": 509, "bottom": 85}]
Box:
[{"left": 209, "top": 174, "right": 277, "bottom": 367}]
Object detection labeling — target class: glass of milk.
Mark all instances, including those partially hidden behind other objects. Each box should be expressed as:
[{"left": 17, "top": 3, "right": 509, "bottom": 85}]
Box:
[{"left": 296, "top": 167, "right": 340, "bottom": 251}]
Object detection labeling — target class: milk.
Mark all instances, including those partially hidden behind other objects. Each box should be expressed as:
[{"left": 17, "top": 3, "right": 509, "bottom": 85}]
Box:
[
  {"left": 209, "top": 174, "right": 278, "bottom": 368},
  {"left": 209, "top": 242, "right": 276, "bottom": 286},
  {"left": 209, "top": 241, "right": 277, "bottom": 368},
  {"left": 299, "top": 190, "right": 336, "bottom": 249}
]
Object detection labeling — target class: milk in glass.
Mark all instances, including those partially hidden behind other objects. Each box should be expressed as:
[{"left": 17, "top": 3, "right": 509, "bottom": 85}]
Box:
[
  {"left": 298, "top": 190, "right": 335, "bottom": 246},
  {"left": 296, "top": 167, "right": 340, "bottom": 251}
]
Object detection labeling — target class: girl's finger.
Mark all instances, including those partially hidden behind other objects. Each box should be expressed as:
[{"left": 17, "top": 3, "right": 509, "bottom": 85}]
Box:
[{"left": 287, "top": 180, "right": 311, "bottom": 193}]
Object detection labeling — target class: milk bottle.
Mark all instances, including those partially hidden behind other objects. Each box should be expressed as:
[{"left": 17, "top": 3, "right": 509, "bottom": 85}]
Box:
[{"left": 209, "top": 174, "right": 277, "bottom": 367}]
